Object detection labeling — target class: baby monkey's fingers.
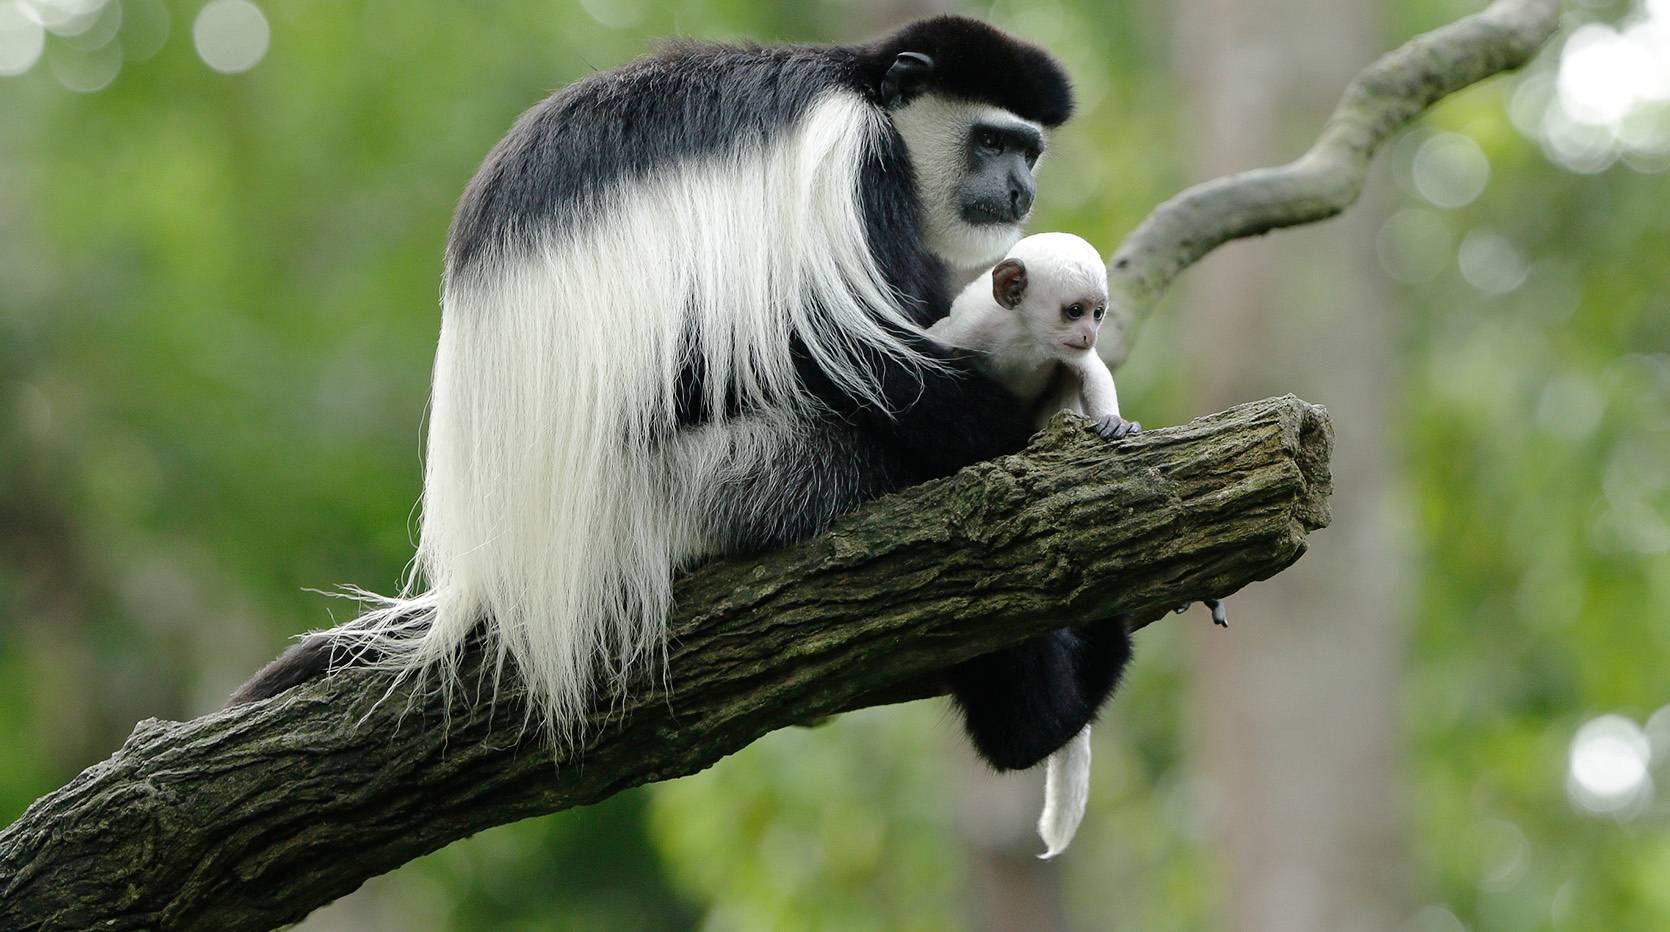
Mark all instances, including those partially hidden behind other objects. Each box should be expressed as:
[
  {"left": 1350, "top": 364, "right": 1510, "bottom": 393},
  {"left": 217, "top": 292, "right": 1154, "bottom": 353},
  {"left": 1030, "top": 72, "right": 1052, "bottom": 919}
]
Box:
[{"left": 1093, "top": 415, "right": 1142, "bottom": 440}]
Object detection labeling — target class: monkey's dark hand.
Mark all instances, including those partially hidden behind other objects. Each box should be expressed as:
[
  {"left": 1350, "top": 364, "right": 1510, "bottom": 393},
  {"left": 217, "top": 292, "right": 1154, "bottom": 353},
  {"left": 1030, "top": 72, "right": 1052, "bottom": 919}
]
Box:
[
  {"left": 1093, "top": 415, "right": 1141, "bottom": 440},
  {"left": 1173, "top": 598, "right": 1229, "bottom": 627}
]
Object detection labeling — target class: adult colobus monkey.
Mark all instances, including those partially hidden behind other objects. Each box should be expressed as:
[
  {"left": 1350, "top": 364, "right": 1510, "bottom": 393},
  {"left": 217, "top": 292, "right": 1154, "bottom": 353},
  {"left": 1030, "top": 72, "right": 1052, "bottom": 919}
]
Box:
[{"left": 233, "top": 16, "right": 1132, "bottom": 784}]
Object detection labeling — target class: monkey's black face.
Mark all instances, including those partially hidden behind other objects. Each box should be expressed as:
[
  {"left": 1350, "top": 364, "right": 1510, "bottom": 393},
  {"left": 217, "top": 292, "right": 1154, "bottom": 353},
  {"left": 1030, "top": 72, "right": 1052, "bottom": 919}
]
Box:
[
  {"left": 959, "top": 122, "right": 1042, "bottom": 226},
  {"left": 890, "top": 94, "right": 1052, "bottom": 273}
]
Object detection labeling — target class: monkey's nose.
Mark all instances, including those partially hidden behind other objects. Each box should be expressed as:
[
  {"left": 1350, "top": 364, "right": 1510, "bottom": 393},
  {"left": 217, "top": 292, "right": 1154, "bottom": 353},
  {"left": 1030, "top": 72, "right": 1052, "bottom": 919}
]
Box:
[{"left": 1009, "top": 184, "right": 1033, "bottom": 217}]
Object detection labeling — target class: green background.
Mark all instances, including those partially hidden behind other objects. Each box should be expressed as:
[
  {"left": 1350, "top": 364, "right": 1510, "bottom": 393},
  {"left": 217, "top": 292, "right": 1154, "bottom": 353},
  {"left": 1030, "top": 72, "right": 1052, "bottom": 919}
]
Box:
[{"left": 3, "top": 0, "right": 1668, "bottom": 928}]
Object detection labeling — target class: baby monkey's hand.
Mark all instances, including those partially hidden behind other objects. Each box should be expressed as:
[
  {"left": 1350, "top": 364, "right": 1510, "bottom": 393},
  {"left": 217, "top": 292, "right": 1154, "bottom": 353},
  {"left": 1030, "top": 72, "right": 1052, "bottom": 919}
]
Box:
[{"left": 1093, "top": 415, "right": 1141, "bottom": 440}]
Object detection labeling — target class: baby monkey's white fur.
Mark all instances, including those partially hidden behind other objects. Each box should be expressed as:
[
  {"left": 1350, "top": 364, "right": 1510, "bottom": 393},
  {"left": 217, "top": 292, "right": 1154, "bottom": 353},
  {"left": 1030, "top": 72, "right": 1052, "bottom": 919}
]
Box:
[
  {"left": 929, "top": 232, "right": 1125, "bottom": 860},
  {"left": 930, "top": 232, "right": 1122, "bottom": 432}
]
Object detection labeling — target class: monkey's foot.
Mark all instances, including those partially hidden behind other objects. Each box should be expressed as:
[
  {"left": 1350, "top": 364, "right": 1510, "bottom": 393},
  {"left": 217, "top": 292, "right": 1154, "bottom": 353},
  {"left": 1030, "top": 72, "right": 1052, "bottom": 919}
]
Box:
[
  {"left": 1205, "top": 598, "right": 1228, "bottom": 627},
  {"left": 1094, "top": 415, "right": 1142, "bottom": 440},
  {"left": 1172, "top": 598, "right": 1229, "bottom": 627}
]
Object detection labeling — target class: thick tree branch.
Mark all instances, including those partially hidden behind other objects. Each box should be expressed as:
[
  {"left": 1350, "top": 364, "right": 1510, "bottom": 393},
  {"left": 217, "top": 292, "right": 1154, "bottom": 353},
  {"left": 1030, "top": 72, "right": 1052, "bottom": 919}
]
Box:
[
  {"left": 1099, "top": 0, "right": 1559, "bottom": 367},
  {"left": 0, "top": 396, "right": 1331, "bottom": 931}
]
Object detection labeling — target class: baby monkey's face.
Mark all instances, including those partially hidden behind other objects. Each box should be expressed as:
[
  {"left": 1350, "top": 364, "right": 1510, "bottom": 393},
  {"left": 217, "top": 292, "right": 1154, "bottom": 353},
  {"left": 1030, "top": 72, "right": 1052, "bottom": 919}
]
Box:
[
  {"left": 1031, "top": 285, "right": 1108, "bottom": 355},
  {"left": 990, "top": 255, "right": 1109, "bottom": 357}
]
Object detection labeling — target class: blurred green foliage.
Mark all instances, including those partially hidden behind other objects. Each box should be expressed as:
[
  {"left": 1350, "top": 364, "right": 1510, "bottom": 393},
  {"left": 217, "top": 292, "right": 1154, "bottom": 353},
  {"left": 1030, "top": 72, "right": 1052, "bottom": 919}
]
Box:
[{"left": 2, "top": 0, "right": 1668, "bottom": 929}]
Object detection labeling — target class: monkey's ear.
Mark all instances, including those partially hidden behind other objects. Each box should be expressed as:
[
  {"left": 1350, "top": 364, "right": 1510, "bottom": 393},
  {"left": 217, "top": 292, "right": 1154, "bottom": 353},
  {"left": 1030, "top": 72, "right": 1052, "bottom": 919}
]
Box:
[
  {"left": 992, "top": 258, "right": 1027, "bottom": 309},
  {"left": 879, "top": 52, "right": 934, "bottom": 109}
]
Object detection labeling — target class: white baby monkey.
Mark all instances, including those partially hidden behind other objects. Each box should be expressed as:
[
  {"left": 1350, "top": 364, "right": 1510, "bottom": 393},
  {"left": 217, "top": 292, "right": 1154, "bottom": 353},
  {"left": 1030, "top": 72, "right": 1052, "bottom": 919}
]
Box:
[
  {"left": 929, "top": 232, "right": 1140, "bottom": 441},
  {"left": 929, "top": 231, "right": 1134, "bottom": 860},
  {"left": 933, "top": 233, "right": 1228, "bottom": 857}
]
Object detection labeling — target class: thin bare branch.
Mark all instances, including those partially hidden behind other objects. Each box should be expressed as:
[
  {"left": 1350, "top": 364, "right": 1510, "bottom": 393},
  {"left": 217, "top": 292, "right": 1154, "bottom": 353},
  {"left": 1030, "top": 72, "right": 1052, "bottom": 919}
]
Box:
[{"left": 1099, "top": 0, "right": 1560, "bottom": 366}]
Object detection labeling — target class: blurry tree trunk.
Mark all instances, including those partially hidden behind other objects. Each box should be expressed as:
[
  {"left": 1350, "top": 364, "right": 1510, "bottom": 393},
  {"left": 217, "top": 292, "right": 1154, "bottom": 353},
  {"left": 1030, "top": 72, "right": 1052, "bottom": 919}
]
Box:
[
  {"left": 1173, "top": 0, "right": 1411, "bottom": 929},
  {"left": 953, "top": 739, "right": 1067, "bottom": 932}
]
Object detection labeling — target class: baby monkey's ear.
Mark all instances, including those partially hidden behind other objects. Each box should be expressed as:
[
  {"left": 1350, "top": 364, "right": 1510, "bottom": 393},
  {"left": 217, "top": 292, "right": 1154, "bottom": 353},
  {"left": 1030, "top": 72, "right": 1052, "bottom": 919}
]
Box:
[{"left": 992, "top": 258, "right": 1028, "bottom": 309}]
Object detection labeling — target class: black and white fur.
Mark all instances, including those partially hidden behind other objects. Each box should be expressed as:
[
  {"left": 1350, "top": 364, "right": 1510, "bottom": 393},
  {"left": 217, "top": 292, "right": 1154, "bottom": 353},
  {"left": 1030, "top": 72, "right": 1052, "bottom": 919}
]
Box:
[
  {"left": 232, "top": 17, "right": 1131, "bottom": 788},
  {"left": 930, "top": 232, "right": 1136, "bottom": 858}
]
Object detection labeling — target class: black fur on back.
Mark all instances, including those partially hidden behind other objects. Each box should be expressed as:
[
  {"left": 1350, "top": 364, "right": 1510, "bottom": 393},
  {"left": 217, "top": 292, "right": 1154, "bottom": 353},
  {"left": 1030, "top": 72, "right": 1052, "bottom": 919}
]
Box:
[
  {"left": 446, "top": 42, "right": 851, "bottom": 273},
  {"left": 446, "top": 15, "right": 1073, "bottom": 276}
]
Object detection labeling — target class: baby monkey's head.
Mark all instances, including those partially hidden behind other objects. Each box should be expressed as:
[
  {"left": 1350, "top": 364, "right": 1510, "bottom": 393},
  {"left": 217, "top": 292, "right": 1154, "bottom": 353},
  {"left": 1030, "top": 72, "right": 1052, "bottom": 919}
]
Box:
[{"left": 990, "top": 232, "right": 1108, "bottom": 356}]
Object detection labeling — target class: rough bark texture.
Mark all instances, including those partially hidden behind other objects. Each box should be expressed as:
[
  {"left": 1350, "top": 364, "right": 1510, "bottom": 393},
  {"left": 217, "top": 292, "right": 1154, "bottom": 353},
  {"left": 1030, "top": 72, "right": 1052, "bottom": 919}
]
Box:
[
  {"left": 0, "top": 396, "right": 1331, "bottom": 931},
  {"left": 1099, "top": 0, "right": 1559, "bottom": 367}
]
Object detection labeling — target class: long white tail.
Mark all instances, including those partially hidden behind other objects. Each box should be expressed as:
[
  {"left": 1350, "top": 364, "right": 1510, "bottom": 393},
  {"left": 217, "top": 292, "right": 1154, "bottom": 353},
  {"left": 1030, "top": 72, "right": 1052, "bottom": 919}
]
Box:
[{"left": 1038, "top": 725, "right": 1093, "bottom": 859}]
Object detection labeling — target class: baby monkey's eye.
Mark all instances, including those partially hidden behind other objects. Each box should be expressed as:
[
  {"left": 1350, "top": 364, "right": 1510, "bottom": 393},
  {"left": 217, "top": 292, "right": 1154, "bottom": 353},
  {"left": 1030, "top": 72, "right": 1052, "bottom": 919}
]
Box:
[
  {"left": 1064, "top": 304, "right": 1084, "bottom": 320},
  {"left": 977, "top": 130, "right": 1003, "bottom": 151},
  {"left": 1093, "top": 305, "right": 1105, "bottom": 321}
]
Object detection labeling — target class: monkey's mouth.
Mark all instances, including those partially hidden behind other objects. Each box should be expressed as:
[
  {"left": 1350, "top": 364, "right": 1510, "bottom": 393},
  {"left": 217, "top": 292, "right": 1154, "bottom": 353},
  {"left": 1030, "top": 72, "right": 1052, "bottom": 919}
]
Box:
[{"left": 960, "top": 201, "right": 1026, "bottom": 226}]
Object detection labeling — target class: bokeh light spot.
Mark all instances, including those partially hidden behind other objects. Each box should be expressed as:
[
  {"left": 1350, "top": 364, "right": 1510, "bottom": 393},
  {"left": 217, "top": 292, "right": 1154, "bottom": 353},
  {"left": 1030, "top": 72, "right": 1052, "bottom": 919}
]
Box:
[
  {"left": 46, "top": 34, "right": 119, "bottom": 91},
  {"left": 193, "top": 0, "right": 267, "bottom": 74},
  {"left": 1457, "top": 229, "right": 1529, "bottom": 295},
  {"left": 1541, "top": 102, "right": 1620, "bottom": 174},
  {"left": 18, "top": 0, "right": 105, "bottom": 34},
  {"left": 1618, "top": 102, "right": 1670, "bottom": 154},
  {"left": 1511, "top": 0, "right": 1670, "bottom": 173},
  {"left": 1594, "top": 433, "right": 1670, "bottom": 553},
  {"left": 1567, "top": 714, "right": 1653, "bottom": 817},
  {"left": 1559, "top": 24, "right": 1664, "bottom": 127},
  {"left": 1509, "top": 72, "right": 1556, "bottom": 138},
  {"left": 0, "top": 0, "right": 46, "bottom": 75},
  {"left": 42, "top": 0, "right": 106, "bottom": 37},
  {"left": 61, "top": 0, "right": 119, "bottom": 52},
  {"left": 1477, "top": 819, "right": 1530, "bottom": 888},
  {"left": 1412, "top": 132, "right": 1490, "bottom": 208}
]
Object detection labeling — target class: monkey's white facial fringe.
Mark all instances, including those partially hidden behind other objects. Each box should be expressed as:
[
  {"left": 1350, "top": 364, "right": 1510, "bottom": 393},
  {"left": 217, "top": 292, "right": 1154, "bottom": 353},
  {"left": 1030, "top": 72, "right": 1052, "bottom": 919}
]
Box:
[
  {"left": 329, "top": 94, "right": 936, "bottom": 747},
  {"left": 1038, "top": 725, "right": 1093, "bottom": 859},
  {"left": 891, "top": 97, "right": 1042, "bottom": 279}
]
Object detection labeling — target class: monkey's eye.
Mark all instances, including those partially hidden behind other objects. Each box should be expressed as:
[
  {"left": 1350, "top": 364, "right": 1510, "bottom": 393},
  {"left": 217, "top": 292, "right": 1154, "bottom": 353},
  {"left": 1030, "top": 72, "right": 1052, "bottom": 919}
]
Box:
[
  {"left": 1064, "top": 304, "right": 1084, "bottom": 320},
  {"left": 1093, "top": 305, "right": 1105, "bottom": 321},
  {"left": 1024, "top": 145, "right": 1042, "bottom": 167},
  {"left": 976, "top": 130, "right": 1004, "bottom": 152}
]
